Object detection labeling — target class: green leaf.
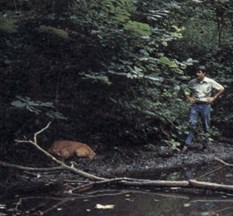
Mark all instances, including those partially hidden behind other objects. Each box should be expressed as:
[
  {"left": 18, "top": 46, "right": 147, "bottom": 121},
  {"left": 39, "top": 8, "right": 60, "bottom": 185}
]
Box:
[
  {"left": 11, "top": 101, "right": 26, "bottom": 108},
  {"left": 0, "top": 17, "right": 18, "bottom": 33},
  {"left": 158, "top": 56, "right": 178, "bottom": 68},
  {"left": 124, "top": 21, "right": 152, "bottom": 37},
  {"left": 38, "top": 25, "right": 69, "bottom": 39},
  {"left": 82, "top": 73, "right": 112, "bottom": 85}
]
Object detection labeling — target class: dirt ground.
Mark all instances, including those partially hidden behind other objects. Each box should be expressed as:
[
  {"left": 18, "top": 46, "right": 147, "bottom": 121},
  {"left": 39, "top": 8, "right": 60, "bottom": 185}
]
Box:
[{"left": 77, "top": 140, "right": 233, "bottom": 178}]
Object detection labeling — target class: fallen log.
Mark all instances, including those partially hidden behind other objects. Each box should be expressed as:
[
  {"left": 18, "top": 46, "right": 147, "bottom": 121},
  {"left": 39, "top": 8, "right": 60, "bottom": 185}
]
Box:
[
  {"left": 1, "top": 160, "right": 233, "bottom": 193},
  {"left": 71, "top": 177, "right": 233, "bottom": 193}
]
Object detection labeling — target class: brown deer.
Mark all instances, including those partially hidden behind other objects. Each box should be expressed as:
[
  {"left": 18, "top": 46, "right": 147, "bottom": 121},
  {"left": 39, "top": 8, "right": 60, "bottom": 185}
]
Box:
[{"left": 48, "top": 140, "right": 95, "bottom": 160}]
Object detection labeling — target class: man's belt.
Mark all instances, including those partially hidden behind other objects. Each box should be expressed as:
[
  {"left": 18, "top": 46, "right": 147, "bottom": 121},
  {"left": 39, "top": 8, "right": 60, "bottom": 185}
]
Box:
[{"left": 195, "top": 101, "right": 209, "bottom": 105}]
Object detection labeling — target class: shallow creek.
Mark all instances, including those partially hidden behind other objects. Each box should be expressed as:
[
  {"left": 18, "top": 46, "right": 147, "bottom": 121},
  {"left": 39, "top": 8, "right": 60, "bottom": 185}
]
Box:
[{"left": 0, "top": 163, "right": 232, "bottom": 216}]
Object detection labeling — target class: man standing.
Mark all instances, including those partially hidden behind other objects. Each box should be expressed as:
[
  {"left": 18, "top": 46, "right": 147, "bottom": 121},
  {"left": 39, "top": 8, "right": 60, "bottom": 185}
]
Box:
[{"left": 183, "top": 66, "right": 224, "bottom": 152}]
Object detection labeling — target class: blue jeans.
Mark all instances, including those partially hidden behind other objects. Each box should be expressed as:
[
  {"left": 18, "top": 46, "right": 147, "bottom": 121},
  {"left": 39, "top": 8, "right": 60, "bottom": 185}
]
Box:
[{"left": 185, "top": 104, "right": 211, "bottom": 145}]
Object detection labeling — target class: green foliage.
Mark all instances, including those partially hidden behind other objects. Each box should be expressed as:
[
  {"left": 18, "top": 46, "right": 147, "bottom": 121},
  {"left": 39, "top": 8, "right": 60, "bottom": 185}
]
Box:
[
  {"left": 11, "top": 96, "right": 67, "bottom": 120},
  {"left": 182, "top": 18, "right": 219, "bottom": 49},
  {"left": 71, "top": 0, "right": 135, "bottom": 24},
  {"left": 0, "top": 17, "right": 18, "bottom": 33},
  {"left": 100, "top": 0, "right": 136, "bottom": 23},
  {"left": 1, "top": 0, "right": 233, "bottom": 151},
  {"left": 2, "top": 0, "right": 196, "bottom": 148},
  {"left": 164, "top": 139, "right": 181, "bottom": 150},
  {"left": 81, "top": 73, "right": 112, "bottom": 86}
]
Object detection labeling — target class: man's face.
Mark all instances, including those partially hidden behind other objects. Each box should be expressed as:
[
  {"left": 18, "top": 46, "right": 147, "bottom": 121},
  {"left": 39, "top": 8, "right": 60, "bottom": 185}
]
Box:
[{"left": 196, "top": 70, "right": 205, "bottom": 81}]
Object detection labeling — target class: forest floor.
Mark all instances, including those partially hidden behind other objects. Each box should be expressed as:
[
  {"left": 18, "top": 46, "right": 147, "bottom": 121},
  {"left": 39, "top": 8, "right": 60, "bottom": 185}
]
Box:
[{"left": 78, "top": 139, "right": 233, "bottom": 178}]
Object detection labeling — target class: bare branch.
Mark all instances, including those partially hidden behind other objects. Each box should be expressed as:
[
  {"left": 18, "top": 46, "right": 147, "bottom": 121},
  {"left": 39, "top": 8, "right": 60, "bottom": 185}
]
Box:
[
  {"left": 33, "top": 121, "right": 52, "bottom": 144},
  {"left": 39, "top": 198, "right": 74, "bottom": 215},
  {"left": 215, "top": 157, "right": 233, "bottom": 167},
  {"left": 189, "top": 179, "right": 233, "bottom": 191},
  {"left": 0, "top": 161, "right": 63, "bottom": 171},
  {"left": 196, "top": 165, "right": 226, "bottom": 179}
]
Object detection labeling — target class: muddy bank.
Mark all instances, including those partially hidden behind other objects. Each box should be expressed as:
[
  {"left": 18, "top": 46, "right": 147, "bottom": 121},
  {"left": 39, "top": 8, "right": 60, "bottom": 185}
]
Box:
[
  {"left": 77, "top": 141, "right": 233, "bottom": 177},
  {"left": 0, "top": 140, "right": 232, "bottom": 199}
]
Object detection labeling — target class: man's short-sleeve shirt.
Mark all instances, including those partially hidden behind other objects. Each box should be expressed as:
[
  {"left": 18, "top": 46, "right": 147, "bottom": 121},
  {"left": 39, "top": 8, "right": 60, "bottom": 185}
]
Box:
[{"left": 185, "top": 77, "right": 224, "bottom": 102}]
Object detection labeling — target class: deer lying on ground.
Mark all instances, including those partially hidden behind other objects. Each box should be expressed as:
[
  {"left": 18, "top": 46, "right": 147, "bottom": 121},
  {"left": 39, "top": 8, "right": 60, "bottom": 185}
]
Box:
[{"left": 48, "top": 140, "right": 95, "bottom": 160}]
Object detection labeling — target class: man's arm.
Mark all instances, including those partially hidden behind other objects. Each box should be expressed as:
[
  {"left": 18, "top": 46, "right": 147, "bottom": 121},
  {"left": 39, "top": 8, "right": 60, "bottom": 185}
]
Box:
[
  {"left": 207, "top": 85, "right": 224, "bottom": 103},
  {"left": 185, "top": 94, "right": 196, "bottom": 104},
  {"left": 213, "top": 86, "right": 224, "bottom": 100}
]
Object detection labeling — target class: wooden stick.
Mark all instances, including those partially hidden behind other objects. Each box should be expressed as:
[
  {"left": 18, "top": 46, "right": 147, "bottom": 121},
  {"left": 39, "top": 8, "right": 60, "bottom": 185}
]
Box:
[
  {"left": 215, "top": 157, "right": 233, "bottom": 167},
  {"left": 0, "top": 161, "right": 63, "bottom": 171}
]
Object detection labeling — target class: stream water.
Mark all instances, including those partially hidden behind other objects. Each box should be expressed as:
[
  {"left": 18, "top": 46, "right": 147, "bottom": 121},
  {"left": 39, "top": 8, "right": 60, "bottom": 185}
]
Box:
[{"left": 0, "top": 164, "right": 232, "bottom": 216}]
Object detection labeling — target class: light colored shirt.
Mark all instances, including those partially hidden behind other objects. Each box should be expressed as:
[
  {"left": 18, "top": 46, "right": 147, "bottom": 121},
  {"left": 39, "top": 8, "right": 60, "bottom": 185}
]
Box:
[{"left": 185, "top": 77, "right": 224, "bottom": 102}]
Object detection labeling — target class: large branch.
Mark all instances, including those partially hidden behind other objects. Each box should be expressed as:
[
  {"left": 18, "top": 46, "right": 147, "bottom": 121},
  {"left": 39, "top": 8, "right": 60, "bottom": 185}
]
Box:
[{"left": 72, "top": 177, "right": 233, "bottom": 193}]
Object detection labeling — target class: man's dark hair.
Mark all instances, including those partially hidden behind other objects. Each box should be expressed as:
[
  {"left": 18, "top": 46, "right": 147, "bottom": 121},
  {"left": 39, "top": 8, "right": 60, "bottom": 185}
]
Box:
[{"left": 197, "top": 65, "right": 206, "bottom": 73}]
